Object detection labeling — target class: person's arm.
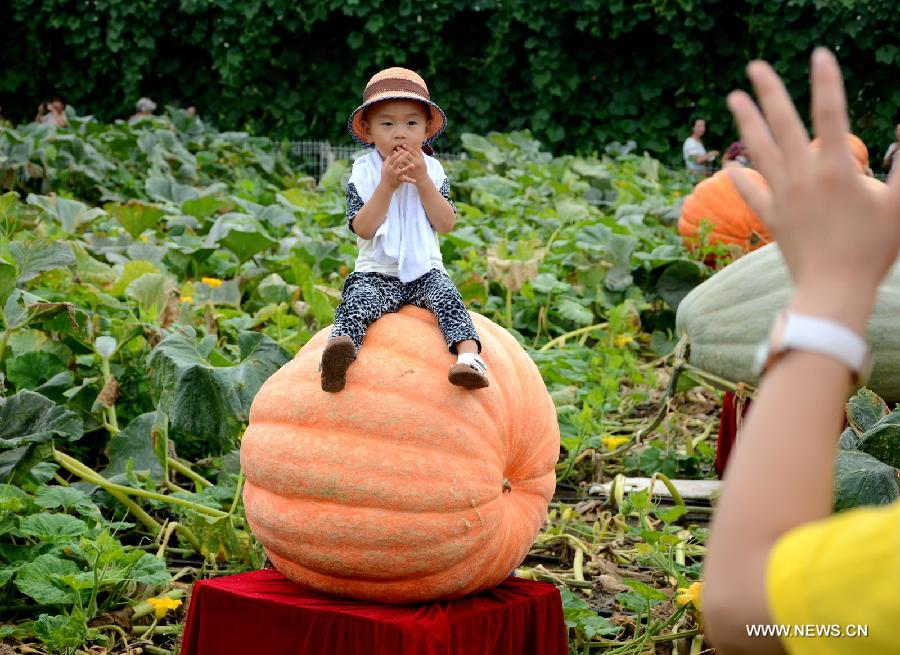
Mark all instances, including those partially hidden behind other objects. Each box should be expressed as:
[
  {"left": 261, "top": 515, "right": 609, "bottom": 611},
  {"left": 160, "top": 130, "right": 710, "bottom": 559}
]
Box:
[
  {"left": 398, "top": 144, "right": 456, "bottom": 233},
  {"left": 703, "top": 49, "right": 900, "bottom": 653},
  {"left": 350, "top": 150, "right": 406, "bottom": 240},
  {"left": 417, "top": 177, "right": 455, "bottom": 233}
]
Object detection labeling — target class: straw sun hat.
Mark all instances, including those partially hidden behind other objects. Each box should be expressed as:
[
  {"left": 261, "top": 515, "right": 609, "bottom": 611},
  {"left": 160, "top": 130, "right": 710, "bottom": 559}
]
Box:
[{"left": 347, "top": 67, "right": 447, "bottom": 147}]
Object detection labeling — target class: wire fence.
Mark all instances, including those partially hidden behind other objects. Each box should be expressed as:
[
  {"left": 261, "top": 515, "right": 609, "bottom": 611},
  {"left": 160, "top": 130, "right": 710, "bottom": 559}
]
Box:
[
  {"left": 286, "top": 141, "right": 892, "bottom": 183},
  {"left": 287, "top": 141, "right": 468, "bottom": 179}
]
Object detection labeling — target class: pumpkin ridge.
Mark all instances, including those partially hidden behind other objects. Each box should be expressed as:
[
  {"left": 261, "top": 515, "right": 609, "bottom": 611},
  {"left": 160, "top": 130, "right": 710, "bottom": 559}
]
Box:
[
  {"left": 246, "top": 384, "right": 505, "bottom": 466},
  {"left": 264, "top": 548, "right": 503, "bottom": 603},
  {"left": 259, "top": 535, "right": 493, "bottom": 586},
  {"left": 243, "top": 478, "right": 506, "bottom": 517},
  {"left": 243, "top": 421, "right": 501, "bottom": 477}
]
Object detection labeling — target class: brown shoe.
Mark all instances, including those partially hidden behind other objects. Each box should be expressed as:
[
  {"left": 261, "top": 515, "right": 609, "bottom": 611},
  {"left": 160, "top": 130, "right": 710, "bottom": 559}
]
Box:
[
  {"left": 320, "top": 336, "right": 356, "bottom": 392},
  {"left": 448, "top": 356, "right": 489, "bottom": 390}
]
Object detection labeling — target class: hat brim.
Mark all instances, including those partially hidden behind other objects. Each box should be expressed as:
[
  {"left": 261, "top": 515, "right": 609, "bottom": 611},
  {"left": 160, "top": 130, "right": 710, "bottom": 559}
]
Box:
[{"left": 348, "top": 92, "right": 447, "bottom": 147}]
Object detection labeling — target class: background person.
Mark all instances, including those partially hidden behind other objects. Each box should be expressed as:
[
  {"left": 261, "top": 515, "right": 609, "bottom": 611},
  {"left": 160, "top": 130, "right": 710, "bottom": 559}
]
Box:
[
  {"left": 130, "top": 96, "right": 157, "bottom": 122},
  {"left": 682, "top": 117, "right": 719, "bottom": 177},
  {"left": 34, "top": 95, "right": 68, "bottom": 128},
  {"left": 703, "top": 49, "right": 899, "bottom": 654},
  {"left": 721, "top": 139, "right": 749, "bottom": 168}
]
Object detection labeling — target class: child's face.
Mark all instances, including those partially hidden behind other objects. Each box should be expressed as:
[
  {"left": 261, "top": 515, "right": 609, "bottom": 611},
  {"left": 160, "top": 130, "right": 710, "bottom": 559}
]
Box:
[{"left": 362, "top": 99, "right": 430, "bottom": 158}]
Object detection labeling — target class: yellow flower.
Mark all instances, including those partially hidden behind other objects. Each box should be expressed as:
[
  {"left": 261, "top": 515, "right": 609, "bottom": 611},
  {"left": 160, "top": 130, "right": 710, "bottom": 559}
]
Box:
[
  {"left": 676, "top": 581, "right": 704, "bottom": 612},
  {"left": 139, "top": 234, "right": 149, "bottom": 242},
  {"left": 601, "top": 436, "right": 629, "bottom": 451},
  {"left": 180, "top": 295, "right": 193, "bottom": 303},
  {"left": 613, "top": 334, "right": 634, "bottom": 348},
  {"left": 201, "top": 276, "right": 223, "bottom": 288},
  {"left": 147, "top": 595, "right": 183, "bottom": 619}
]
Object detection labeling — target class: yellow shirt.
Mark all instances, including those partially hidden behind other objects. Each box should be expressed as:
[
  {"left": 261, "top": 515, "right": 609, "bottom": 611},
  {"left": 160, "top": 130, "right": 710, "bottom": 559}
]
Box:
[{"left": 766, "top": 500, "right": 900, "bottom": 654}]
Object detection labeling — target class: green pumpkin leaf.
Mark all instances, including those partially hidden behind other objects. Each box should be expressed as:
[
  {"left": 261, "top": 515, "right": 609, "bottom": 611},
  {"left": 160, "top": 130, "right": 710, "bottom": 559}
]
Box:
[
  {"left": 834, "top": 450, "right": 900, "bottom": 511},
  {"left": 556, "top": 298, "right": 594, "bottom": 326},
  {"left": 0, "top": 483, "right": 32, "bottom": 513},
  {"left": 656, "top": 260, "right": 703, "bottom": 311},
  {"left": 102, "top": 412, "right": 166, "bottom": 479},
  {"left": 9, "top": 240, "right": 76, "bottom": 283},
  {"left": 856, "top": 412, "right": 900, "bottom": 468},
  {"left": 622, "top": 578, "right": 668, "bottom": 601},
  {"left": 0, "top": 390, "right": 83, "bottom": 450},
  {"left": 5, "top": 351, "right": 68, "bottom": 390},
  {"left": 15, "top": 554, "right": 81, "bottom": 604},
  {"left": 33, "top": 612, "right": 89, "bottom": 650},
  {"left": 104, "top": 201, "right": 166, "bottom": 239},
  {"left": 180, "top": 195, "right": 233, "bottom": 220},
  {"left": 145, "top": 176, "right": 200, "bottom": 204},
  {"left": 17, "top": 512, "right": 90, "bottom": 542},
  {"left": 33, "top": 486, "right": 102, "bottom": 521},
  {"left": 0, "top": 256, "right": 15, "bottom": 306},
  {"left": 847, "top": 388, "right": 891, "bottom": 435},
  {"left": 837, "top": 427, "right": 860, "bottom": 451},
  {"left": 604, "top": 234, "right": 637, "bottom": 292},
  {"left": 124, "top": 551, "right": 171, "bottom": 587},
  {"left": 2, "top": 290, "right": 75, "bottom": 331},
  {"left": 147, "top": 330, "right": 290, "bottom": 450},
  {"left": 257, "top": 273, "right": 297, "bottom": 304},
  {"left": 206, "top": 213, "right": 277, "bottom": 262},
  {"left": 125, "top": 272, "right": 178, "bottom": 321},
  {"left": 110, "top": 260, "right": 160, "bottom": 296},
  {"left": 25, "top": 194, "right": 104, "bottom": 233}
]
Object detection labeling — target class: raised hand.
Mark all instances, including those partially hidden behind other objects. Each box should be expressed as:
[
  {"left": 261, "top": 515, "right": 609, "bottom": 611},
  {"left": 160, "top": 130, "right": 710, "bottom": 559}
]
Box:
[
  {"left": 727, "top": 48, "right": 900, "bottom": 330},
  {"left": 396, "top": 144, "right": 428, "bottom": 186},
  {"left": 380, "top": 148, "right": 413, "bottom": 190}
]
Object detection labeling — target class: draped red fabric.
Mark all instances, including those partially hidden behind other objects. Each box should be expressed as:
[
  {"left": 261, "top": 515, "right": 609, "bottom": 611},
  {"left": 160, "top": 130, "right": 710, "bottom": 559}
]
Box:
[
  {"left": 179, "top": 568, "right": 569, "bottom": 655},
  {"left": 715, "top": 391, "right": 751, "bottom": 479}
]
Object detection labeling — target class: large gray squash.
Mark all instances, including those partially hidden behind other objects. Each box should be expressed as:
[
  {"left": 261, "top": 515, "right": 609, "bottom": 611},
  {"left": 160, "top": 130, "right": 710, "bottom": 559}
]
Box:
[{"left": 675, "top": 243, "right": 900, "bottom": 401}]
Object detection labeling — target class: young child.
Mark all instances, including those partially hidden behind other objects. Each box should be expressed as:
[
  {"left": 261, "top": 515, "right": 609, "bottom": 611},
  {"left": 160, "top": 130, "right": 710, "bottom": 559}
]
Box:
[{"left": 319, "top": 67, "right": 488, "bottom": 393}]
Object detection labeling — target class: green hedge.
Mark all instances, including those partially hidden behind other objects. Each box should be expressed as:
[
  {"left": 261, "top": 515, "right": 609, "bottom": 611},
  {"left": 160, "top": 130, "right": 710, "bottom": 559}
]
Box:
[{"left": 3, "top": 0, "right": 899, "bottom": 165}]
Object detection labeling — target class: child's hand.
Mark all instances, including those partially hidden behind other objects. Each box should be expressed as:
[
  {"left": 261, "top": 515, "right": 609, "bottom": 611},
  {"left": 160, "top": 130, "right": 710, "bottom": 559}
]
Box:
[
  {"left": 727, "top": 48, "right": 900, "bottom": 326},
  {"left": 396, "top": 144, "right": 429, "bottom": 186},
  {"left": 380, "top": 149, "right": 414, "bottom": 190}
]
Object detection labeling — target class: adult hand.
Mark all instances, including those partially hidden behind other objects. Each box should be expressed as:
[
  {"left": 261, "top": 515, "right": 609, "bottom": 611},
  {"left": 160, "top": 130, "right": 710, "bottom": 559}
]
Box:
[
  {"left": 708, "top": 150, "right": 720, "bottom": 159},
  {"left": 396, "top": 144, "right": 428, "bottom": 186},
  {"left": 380, "top": 149, "right": 414, "bottom": 190},
  {"left": 727, "top": 48, "right": 900, "bottom": 330}
]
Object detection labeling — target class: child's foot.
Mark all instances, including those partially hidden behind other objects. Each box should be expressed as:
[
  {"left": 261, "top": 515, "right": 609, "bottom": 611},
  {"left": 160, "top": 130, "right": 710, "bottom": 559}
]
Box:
[
  {"left": 448, "top": 353, "right": 489, "bottom": 389},
  {"left": 320, "top": 336, "right": 356, "bottom": 392}
]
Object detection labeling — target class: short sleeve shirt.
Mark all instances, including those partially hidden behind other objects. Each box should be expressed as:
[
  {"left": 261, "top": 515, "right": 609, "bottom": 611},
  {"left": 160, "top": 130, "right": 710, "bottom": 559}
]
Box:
[
  {"left": 683, "top": 137, "right": 706, "bottom": 172},
  {"left": 766, "top": 500, "right": 900, "bottom": 654},
  {"left": 344, "top": 179, "right": 455, "bottom": 277},
  {"left": 345, "top": 179, "right": 455, "bottom": 233}
]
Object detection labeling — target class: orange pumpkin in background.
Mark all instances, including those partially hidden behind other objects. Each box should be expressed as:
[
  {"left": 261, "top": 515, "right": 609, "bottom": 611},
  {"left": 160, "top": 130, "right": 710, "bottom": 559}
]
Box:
[
  {"left": 240, "top": 306, "right": 560, "bottom": 604},
  {"left": 810, "top": 133, "right": 869, "bottom": 172},
  {"left": 678, "top": 168, "right": 772, "bottom": 252}
]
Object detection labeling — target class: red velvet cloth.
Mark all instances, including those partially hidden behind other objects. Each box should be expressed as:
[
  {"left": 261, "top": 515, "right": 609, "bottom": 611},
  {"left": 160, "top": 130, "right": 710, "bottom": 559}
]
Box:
[
  {"left": 180, "top": 568, "right": 568, "bottom": 655},
  {"left": 715, "top": 391, "right": 751, "bottom": 478}
]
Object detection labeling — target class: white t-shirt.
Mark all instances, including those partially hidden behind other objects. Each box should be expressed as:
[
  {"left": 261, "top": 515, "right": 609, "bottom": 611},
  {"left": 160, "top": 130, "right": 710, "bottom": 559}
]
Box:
[
  {"left": 683, "top": 137, "right": 706, "bottom": 172},
  {"left": 345, "top": 180, "right": 450, "bottom": 278}
]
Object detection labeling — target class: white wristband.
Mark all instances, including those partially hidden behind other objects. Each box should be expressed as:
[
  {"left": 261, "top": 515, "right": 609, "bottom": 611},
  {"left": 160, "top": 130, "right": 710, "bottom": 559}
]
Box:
[{"left": 753, "top": 311, "right": 872, "bottom": 384}]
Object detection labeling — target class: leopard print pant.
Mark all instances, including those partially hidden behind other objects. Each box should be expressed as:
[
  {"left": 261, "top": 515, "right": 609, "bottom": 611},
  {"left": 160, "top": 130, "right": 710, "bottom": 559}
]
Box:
[{"left": 331, "top": 268, "right": 481, "bottom": 354}]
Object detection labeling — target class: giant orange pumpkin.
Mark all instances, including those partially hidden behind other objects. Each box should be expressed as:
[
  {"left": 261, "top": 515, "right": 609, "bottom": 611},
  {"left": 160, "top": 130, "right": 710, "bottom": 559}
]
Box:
[
  {"left": 810, "top": 133, "right": 869, "bottom": 172},
  {"left": 240, "top": 306, "right": 560, "bottom": 604},
  {"left": 678, "top": 168, "right": 772, "bottom": 252}
]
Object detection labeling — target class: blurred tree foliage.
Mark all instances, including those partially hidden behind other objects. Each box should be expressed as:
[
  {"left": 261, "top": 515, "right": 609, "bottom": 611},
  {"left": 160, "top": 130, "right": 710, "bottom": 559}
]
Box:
[{"left": 2, "top": 0, "right": 899, "bottom": 164}]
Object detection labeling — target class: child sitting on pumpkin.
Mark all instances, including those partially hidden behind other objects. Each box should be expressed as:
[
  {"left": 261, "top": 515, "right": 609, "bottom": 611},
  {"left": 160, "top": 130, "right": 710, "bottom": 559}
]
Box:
[{"left": 319, "top": 67, "right": 488, "bottom": 393}]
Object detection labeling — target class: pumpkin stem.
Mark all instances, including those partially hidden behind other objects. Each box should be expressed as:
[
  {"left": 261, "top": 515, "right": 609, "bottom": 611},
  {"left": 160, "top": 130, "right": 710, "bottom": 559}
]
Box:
[{"left": 502, "top": 478, "right": 512, "bottom": 493}]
